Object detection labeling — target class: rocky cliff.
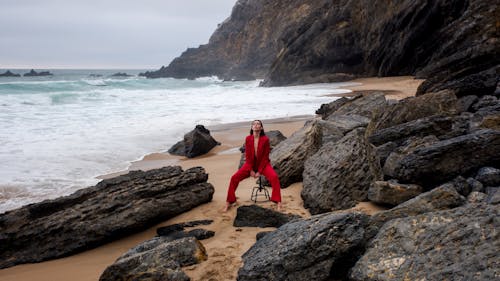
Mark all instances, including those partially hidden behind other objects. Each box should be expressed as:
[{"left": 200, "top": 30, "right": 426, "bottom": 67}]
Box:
[{"left": 143, "top": 0, "right": 498, "bottom": 96}]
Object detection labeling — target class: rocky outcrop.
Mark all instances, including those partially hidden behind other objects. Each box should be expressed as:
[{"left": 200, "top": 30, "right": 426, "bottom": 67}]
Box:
[
  {"left": 149, "top": 0, "right": 498, "bottom": 97},
  {"left": 368, "top": 180, "right": 423, "bottom": 206},
  {"left": 351, "top": 203, "right": 499, "bottom": 281},
  {"left": 0, "top": 166, "right": 214, "bottom": 269},
  {"left": 269, "top": 120, "right": 322, "bottom": 188},
  {"left": 168, "top": 125, "right": 220, "bottom": 158},
  {"left": 302, "top": 128, "right": 383, "bottom": 214},
  {"left": 0, "top": 70, "right": 20, "bottom": 77},
  {"left": 23, "top": 69, "right": 53, "bottom": 76},
  {"left": 238, "top": 212, "right": 369, "bottom": 281},
  {"left": 110, "top": 72, "right": 131, "bottom": 77},
  {"left": 100, "top": 237, "right": 207, "bottom": 281},
  {"left": 233, "top": 205, "right": 301, "bottom": 228}
]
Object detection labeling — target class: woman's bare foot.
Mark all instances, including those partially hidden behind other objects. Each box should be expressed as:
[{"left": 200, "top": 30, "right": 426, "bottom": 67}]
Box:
[
  {"left": 276, "top": 202, "right": 283, "bottom": 212},
  {"left": 222, "top": 201, "right": 237, "bottom": 212}
]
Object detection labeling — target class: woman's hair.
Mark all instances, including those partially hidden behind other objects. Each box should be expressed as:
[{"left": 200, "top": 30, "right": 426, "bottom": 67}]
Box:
[{"left": 250, "top": 120, "right": 265, "bottom": 136}]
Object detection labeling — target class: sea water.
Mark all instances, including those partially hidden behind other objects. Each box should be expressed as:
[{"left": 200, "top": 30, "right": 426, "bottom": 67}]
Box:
[{"left": 0, "top": 69, "right": 354, "bottom": 213}]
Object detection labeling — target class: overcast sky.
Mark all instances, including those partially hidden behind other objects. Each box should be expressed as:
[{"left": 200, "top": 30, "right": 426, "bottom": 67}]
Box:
[{"left": 0, "top": 0, "right": 236, "bottom": 69}]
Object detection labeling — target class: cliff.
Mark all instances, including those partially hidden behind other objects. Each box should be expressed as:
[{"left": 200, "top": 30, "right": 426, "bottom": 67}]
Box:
[{"left": 143, "top": 0, "right": 498, "bottom": 96}]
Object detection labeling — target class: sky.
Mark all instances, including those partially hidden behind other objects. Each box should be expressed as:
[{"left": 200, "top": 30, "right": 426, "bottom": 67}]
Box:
[{"left": 0, "top": 0, "right": 237, "bottom": 69}]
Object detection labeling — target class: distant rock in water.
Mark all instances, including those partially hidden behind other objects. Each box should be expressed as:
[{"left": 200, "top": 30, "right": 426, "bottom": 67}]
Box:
[
  {"left": 23, "top": 69, "right": 53, "bottom": 76},
  {"left": 0, "top": 70, "right": 21, "bottom": 77},
  {"left": 146, "top": 0, "right": 498, "bottom": 97},
  {"left": 110, "top": 72, "right": 132, "bottom": 77},
  {"left": 88, "top": 74, "right": 103, "bottom": 78}
]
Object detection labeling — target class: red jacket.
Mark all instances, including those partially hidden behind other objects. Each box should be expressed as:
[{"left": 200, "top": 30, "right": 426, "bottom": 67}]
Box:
[{"left": 245, "top": 134, "right": 271, "bottom": 174}]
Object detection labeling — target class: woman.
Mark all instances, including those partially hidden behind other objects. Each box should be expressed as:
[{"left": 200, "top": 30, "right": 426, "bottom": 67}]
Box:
[{"left": 223, "top": 120, "right": 282, "bottom": 212}]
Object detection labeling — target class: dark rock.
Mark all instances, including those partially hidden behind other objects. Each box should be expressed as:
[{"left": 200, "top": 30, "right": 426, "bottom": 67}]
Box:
[
  {"left": 374, "top": 141, "right": 398, "bottom": 166},
  {"left": 238, "top": 212, "right": 369, "bottom": 281},
  {"left": 255, "top": 231, "right": 273, "bottom": 241},
  {"left": 467, "top": 177, "right": 485, "bottom": 193},
  {"left": 269, "top": 120, "right": 322, "bottom": 188},
  {"left": 447, "top": 176, "right": 472, "bottom": 197},
  {"left": 316, "top": 96, "right": 352, "bottom": 119},
  {"left": 110, "top": 72, "right": 131, "bottom": 77},
  {"left": 475, "top": 167, "right": 500, "bottom": 187},
  {"left": 457, "top": 95, "right": 479, "bottom": 112},
  {"left": 472, "top": 95, "right": 499, "bottom": 112},
  {"left": 156, "top": 219, "right": 213, "bottom": 236},
  {"left": 100, "top": 237, "right": 206, "bottom": 281},
  {"left": 159, "top": 229, "right": 215, "bottom": 242},
  {"left": 326, "top": 114, "right": 371, "bottom": 134},
  {"left": 327, "top": 92, "right": 387, "bottom": 119},
  {"left": 368, "top": 180, "right": 423, "bottom": 206},
  {"left": 368, "top": 115, "right": 454, "bottom": 146},
  {"left": 366, "top": 90, "right": 458, "bottom": 137},
  {"left": 383, "top": 129, "right": 500, "bottom": 186},
  {"left": 0, "top": 166, "right": 214, "bottom": 269},
  {"left": 316, "top": 119, "right": 345, "bottom": 145},
  {"left": 168, "top": 125, "right": 220, "bottom": 158},
  {"left": 467, "top": 191, "right": 489, "bottom": 204},
  {"left": 365, "top": 185, "right": 466, "bottom": 241},
  {"left": 351, "top": 203, "right": 499, "bottom": 281},
  {"left": 479, "top": 113, "right": 500, "bottom": 130},
  {"left": 233, "top": 205, "right": 301, "bottom": 228},
  {"left": 23, "top": 69, "right": 53, "bottom": 76},
  {"left": 486, "top": 187, "right": 500, "bottom": 204},
  {"left": 0, "top": 70, "right": 20, "bottom": 77},
  {"left": 302, "top": 128, "right": 383, "bottom": 214}
]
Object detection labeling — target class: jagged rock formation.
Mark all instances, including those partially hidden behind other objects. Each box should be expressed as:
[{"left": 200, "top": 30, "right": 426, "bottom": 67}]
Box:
[
  {"left": 0, "top": 166, "right": 214, "bottom": 269},
  {"left": 145, "top": 0, "right": 498, "bottom": 96},
  {"left": 233, "top": 205, "right": 301, "bottom": 228},
  {"left": 0, "top": 70, "right": 21, "bottom": 77},
  {"left": 168, "top": 125, "right": 220, "bottom": 158},
  {"left": 100, "top": 237, "right": 206, "bottom": 281},
  {"left": 23, "top": 69, "right": 53, "bottom": 76}
]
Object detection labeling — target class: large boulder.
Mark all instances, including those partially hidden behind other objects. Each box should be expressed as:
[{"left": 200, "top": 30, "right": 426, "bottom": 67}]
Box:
[
  {"left": 168, "top": 125, "right": 220, "bottom": 158},
  {"left": 233, "top": 205, "right": 301, "bottom": 228},
  {"left": 316, "top": 96, "right": 353, "bottom": 119},
  {"left": 351, "top": 203, "right": 499, "bottom": 281},
  {"left": 0, "top": 166, "right": 214, "bottom": 269},
  {"left": 270, "top": 120, "right": 322, "bottom": 188},
  {"left": 326, "top": 92, "right": 387, "bottom": 119},
  {"left": 383, "top": 129, "right": 500, "bottom": 186},
  {"left": 366, "top": 90, "right": 458, "bottom": 136},
  {"left": 100, "top": 237, "right": 207, "bottom": 281},
  {"left": 238, "top": 212, "right": 369, "bottom": 281},
  {"left": 302, "top": 128, "right": 383, "bottom": 214},
  {"left": 365, "top": 185, "right": 466, "bottom": 240},
  {"left": 368, "top": 180, "right": 423, "bottom": 206}
]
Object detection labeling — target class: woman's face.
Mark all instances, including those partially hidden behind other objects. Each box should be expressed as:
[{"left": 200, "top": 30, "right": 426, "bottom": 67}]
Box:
[{"left": 252, "top": 120, "right": 263, "bottom": 132}]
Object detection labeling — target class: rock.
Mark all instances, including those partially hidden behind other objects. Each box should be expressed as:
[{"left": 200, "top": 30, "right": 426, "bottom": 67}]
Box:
[
  {"left": 326, "top": 114, "right": 371, "bottom": 133},
  {"left": 327, "top": 92, "right": 387, "bottom": 119},
  {"left": 351, "top": 203, "right": 499, "bottom": 281},
  {"left": 368, "top": 115, "right": 454, "bottom": 146},
  {"left": 156, "top": 220, "right": 215, "bottom": 241},
  {"left": 0, "top": 70, "right": 21, "bottom": 77},
  {"left": 269, "top": 120, "right": 322, "bottom": 188},
  {"left": 168, "top": 125, "right": 220, "bottom": 158},
  {"left": 23, "top": 69, "right": 53, "bottom": 76},
  {"left": 366, "top": 90, "right": 458, "bottom": 136},
  {"left": 233, "top": 205, "right": 301, "bottom": 228},
  {"left": 468, "top": 177, "right": 485, "bottom": 193},
  {"left": 467, "top": 191, "right": 488, "bottom": 204},
  {"left": 316, "top": 96, "right": 353, "bottom": 119},
  {"left": 486, "top": 187, "right": 500, "bottom": 204},
  {"left": 156, "top": 220, "right": 213, "bottom": 236},
  {"left": 100, "top": 237, "right": 206, "bottom": 281},
  {"left": 238, "top": 212, "right": 369, "bottom": 281},
  {"left": 0, "top": 166, "right": 214, "bottom": 269},
  {"left": 302, "top": 128, "right": 383, "bottom": 214},
  {"left": 110, "top": 72, "right": 131, "bottom": 77},
  {"left": 479, "top": 113, "right": 500, "bottom": 130},
  {"left": 475, "top": 167, "right": 500, "bottom": 187},
  {"left": 374, "top": 141, "right": 398, "bottom": 166},
  {"left": 383, "top": 129, "right": 500, "bottom": 186},
  {"left": 316, "top": 119, "right": 345, "bottom": 145},
  {"left": 365, "top": 185, "right": 466, "bottom": 241},
  {"left": 368, "top": 180, "right": 423, "bottom": 206},
  {"left": 457, "top": 95, "right": 479, "bottom": 112}
]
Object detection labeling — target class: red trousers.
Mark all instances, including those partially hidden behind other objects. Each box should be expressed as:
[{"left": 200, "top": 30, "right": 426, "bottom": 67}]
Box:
[{"left": 226, "top": 163, "right": 281, "bottom": 203}]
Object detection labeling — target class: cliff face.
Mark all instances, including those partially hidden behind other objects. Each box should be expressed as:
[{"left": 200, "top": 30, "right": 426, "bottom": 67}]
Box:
[{"left": 145, "top": 0, "right": 498, "bottom": 95}]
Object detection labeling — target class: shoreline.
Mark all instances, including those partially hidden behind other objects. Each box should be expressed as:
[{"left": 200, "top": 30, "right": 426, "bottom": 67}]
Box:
[{"left": 0, "top": 76, "right": 422, "bottom": 281}]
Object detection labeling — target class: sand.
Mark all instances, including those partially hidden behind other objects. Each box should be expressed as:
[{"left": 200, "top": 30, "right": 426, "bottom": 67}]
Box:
[{"left": 0, "top": 76, "right": 420, "bottom": 281}]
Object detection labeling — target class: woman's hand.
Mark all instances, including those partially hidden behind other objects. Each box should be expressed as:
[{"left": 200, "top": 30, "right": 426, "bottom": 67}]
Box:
[
  {"left": 254, "top": 172, "right": 260, "bottom": 178},
  {"left": 250, "top": 171, "right": 256, "bottom": 178}
]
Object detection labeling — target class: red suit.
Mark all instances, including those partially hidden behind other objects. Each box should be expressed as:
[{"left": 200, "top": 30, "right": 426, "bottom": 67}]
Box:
[{"left": 226, "top": 134, "right": 281, "bottom": 203}]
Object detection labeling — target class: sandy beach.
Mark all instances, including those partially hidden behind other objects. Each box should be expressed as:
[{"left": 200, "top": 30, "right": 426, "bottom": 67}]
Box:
[{"left": 0, "top": 76, "right": 421, "bottom": 281}]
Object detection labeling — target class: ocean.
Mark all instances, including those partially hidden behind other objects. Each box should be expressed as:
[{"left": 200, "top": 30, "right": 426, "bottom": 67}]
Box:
[{"left": 0, "top": 69, "right": 353, "bottom": 213}]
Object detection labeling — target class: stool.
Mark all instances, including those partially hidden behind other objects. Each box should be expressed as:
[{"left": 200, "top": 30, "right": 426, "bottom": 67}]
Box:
[{"left": 251, "top": 176, "right": 270, "bottom": 203}]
